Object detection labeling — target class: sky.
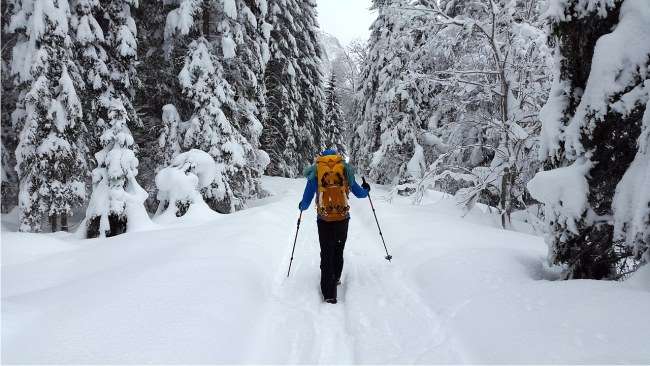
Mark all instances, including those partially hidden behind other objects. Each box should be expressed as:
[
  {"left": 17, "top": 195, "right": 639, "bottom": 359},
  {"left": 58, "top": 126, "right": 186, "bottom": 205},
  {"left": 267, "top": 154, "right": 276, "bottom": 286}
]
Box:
[{"left": 315, "top": 0, "right": 377, "bottom": 46}]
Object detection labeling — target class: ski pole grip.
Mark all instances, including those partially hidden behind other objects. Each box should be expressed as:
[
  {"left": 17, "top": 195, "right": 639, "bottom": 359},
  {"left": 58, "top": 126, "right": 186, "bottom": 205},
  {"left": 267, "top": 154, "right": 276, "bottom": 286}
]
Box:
[{"left": 362, "top": 176, "right": 367, "bottom": 185}]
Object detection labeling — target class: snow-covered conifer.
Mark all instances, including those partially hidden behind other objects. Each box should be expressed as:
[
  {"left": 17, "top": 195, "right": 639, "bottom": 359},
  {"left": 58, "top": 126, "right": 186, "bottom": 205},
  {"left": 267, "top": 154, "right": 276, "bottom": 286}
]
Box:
[
  {"left": 1, "top": 2, "right": 19, "bottom": 213},
  {"left": 261, "top": 0, "right": 325, "bottom": 177},
  {"left": 351, "top": 0, "right": 440, "bottom": 189},
  {"left": 164, "top": 0, "right": 270, "bottom": 212},
  {"left": 9, "top": 0, "right": 88, "bottom": 232},
  {"left": 155, "top": 149, "right": 217, "bottom": 218},
  {"left": 74, "top": 0, "right": 146, "bottom": 237},
  {"left": 323, "top": 74, "right": 346, "bottom": 154},
  {"left": 84, "top": 99, "right": 150, "bottom": 238},
  {"left": 80, "top": 0, "right": 148, "bottom": 238},
  {"left": 158, "top": 104, "right": 183, "bottom": 171},
  {"left": 528, "top": 0, "right": 650, "bottom": 278}
]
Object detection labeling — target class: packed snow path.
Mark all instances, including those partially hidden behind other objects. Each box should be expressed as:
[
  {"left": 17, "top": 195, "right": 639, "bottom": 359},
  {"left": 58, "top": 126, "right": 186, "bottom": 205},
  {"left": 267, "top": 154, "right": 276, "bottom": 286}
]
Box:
[{"left": 2, "top": 177, "right": 650, "bottom": 363}]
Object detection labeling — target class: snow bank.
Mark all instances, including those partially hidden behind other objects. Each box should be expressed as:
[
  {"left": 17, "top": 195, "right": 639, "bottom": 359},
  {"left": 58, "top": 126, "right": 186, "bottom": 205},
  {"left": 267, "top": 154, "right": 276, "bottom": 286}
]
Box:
[
  {"left": 624, "top": 264, "right": 650, "bottom": 291},
  {"left": 1, "top": 232, "right": 79, "bottom": 267},
  {"left": 3, "top": 177, "right": 650, "bottom": 363}
]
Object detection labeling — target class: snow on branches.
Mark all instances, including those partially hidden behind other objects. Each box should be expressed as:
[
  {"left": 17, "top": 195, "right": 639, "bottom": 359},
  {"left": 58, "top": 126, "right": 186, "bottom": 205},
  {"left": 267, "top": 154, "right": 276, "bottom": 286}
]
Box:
[
  {"left": 529, "top": 0, "right": 650, "bottom": 279},
  {"left": 9, "top": 0, "right": 88, "bottom": 232}
]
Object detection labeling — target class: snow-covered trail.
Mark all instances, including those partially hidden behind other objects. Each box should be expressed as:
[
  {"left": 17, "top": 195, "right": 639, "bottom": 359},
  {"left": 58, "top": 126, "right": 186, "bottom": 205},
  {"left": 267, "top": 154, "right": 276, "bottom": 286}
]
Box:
[
  {"left": 248, "top": 189, "right": 461, "bottom": 364},
  {"left": 2, "top": 177, "right": 650, "bottom": 364}
]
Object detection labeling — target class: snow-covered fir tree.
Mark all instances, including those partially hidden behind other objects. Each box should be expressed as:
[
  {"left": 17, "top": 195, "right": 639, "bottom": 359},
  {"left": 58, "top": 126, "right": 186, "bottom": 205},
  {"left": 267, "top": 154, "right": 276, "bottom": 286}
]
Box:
[
  {"left": 155, "top": 149, "right": 216, "bottom": 218},
  {"left": 1, "top": 0, "right": 19, "bottom": 213},
  {"left": 210, "top": 0, "right": 271, "bottom": 204},
  {"left": 1, "top": 140, "right": 16, "bottom": 213},
  {"left": 323, "top": 73, "right": 346, "bottom": 154},
  {"left": 81, "top": 0, "right": 148, "bottom": 238},
  {"left": 528, "top": 0, "right": 650, "bottom": 279},
  {"left": 9, "top": 0, "right": 88, "bottom": 232},
  {"left": 164, "top": 0, "right": 270, "bottom": 212},
  {"left": 351, "top": 0, "right": 440, "bottom": 189},
  {"left": 158, "top": 104, "right": 183, "bottom": 172},
  {"left": 261, "top": 0, "right": 325, "bottom": 177}
]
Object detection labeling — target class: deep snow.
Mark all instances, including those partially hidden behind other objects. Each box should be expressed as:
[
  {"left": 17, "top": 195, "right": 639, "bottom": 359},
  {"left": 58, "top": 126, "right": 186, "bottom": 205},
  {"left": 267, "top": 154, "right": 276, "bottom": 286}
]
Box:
[{"left": 2, "top": 177, "right": 649, "bottom": 363}]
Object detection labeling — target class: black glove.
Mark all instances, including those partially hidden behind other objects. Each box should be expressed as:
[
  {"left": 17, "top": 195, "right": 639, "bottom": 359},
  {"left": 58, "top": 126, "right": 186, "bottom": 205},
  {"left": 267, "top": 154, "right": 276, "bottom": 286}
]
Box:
[
  {"left": 361, "top": 177, "right": 371, "bottom": 192},
  {"left": 298, "top": 201, "right": 308, "bottom": 211}
]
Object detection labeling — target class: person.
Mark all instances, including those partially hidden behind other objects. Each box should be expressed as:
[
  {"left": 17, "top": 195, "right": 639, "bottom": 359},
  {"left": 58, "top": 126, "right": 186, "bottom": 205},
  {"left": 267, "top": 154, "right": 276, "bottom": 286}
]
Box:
[{"left": 298, "top": 149, "right": 370, "bottom": 304}]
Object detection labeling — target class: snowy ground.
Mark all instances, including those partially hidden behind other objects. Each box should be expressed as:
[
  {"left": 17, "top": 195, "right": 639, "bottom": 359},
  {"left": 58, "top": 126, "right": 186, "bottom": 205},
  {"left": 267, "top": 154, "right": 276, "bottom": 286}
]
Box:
[{"left": 2, "top": 177, "right": 649, "bottom": 364}]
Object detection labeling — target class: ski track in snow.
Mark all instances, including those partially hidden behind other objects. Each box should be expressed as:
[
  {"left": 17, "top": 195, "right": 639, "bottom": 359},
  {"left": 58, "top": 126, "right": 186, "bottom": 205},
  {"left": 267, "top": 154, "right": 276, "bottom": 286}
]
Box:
[{"left": 248, "top": 189, "right": 462, "bottom": 364}]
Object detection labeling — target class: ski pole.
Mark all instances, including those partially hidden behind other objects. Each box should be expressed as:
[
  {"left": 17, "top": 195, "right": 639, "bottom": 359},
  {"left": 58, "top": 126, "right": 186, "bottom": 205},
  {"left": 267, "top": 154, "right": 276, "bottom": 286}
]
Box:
[
  {"left": 362, "top": 177, "right": 393, "bottom": 262},
  {"left": 286, "top": 211, "right": 303, "bottom": 277}
]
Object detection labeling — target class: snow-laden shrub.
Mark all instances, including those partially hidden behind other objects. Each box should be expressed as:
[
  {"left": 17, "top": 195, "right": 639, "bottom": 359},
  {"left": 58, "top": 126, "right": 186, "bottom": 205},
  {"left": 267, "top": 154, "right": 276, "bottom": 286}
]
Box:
[{"left": 155, "top": 149, "right": 217, "bottom": 219}]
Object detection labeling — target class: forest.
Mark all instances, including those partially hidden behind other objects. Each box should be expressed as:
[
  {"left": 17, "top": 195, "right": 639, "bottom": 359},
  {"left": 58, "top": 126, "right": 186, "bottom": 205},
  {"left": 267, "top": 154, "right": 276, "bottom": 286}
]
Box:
[{"left": 1, "top": 0, "right": 649, "bottom": 281}]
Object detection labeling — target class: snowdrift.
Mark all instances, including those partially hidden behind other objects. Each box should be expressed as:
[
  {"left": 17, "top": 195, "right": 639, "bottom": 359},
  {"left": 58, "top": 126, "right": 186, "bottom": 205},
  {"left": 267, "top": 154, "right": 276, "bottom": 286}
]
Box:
[{"left": 2, "top": 177, "right": 649, "bottom": 363}]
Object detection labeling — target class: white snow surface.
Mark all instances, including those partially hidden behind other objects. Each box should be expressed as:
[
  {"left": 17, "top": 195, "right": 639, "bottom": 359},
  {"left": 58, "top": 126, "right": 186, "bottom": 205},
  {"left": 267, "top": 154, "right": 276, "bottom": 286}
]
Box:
[{"left": 2, "top": 177, "right": 650, "bottom": 363}]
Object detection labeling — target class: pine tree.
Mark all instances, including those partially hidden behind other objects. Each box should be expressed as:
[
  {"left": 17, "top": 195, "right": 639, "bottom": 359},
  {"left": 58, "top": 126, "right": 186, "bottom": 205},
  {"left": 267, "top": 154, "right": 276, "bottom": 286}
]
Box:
[
  {"left": 351, "top": 0, "right": 436, "bottom": 187},
  {"left": 81, "top": 0, "right": 149, "bottom": 238},
  {"left": 164, "top": 0, "right": 270, "bottom": 212},
  {"left": 1, "top": 0, "right": 19, "bottom": 213},
  {"left": 158, "top": 104, "right": 183, "bottom": 171},
  {"left": 260, "top": 0, "right": 325, "bottom": 177},
  {"left": 212, "top": 0, "right": 271, "bottom": 205},
  {"left": 9, "top": 0, "right": 88, "bottom": 232},
  {"left": 528, "top": 0, "right": 650, "bottom": 278},
  {"left": 323, "top": 74, "right": 346, "bottom": 154}
]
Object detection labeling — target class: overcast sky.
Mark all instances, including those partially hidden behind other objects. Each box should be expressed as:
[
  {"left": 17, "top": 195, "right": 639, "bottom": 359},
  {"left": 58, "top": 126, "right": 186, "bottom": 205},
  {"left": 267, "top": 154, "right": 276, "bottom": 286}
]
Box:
[{"left": 315, "top": 0, "right": 376, "bottom": 46}]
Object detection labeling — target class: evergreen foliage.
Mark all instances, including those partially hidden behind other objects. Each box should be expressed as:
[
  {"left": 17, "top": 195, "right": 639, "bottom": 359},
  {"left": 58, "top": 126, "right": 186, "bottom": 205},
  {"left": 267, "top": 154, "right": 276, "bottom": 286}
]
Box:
[
  {"left": 323, "top": 74, "right": 346, "bottom": 154},
  {"left": 530, "top": 0, "right": 650, "bottom": 279},
  {"left": 164, "top": 0, "right": 270, "bottom": 212},
  {"left": 261, "top": 0, "right": 324, "bottom": 177},
  {"left": 8, "top": 0, "right": 88, "bottom": 232},
  {"left": 79, "top": 0, "right": 148, "bottom": 238}
]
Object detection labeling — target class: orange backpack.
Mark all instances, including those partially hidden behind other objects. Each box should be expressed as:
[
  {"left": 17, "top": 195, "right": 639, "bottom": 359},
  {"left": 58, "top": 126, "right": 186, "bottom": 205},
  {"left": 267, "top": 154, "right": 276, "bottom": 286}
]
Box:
[{"left": 315, "top": 154, "right": 350, "bottom": 222}]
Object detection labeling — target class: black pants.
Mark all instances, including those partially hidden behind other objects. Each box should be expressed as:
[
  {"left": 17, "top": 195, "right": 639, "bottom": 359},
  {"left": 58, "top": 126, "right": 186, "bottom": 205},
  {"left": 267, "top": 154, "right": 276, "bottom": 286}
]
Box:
[{"left": 317, "top": 218, "right": 349, "bottom": 300}]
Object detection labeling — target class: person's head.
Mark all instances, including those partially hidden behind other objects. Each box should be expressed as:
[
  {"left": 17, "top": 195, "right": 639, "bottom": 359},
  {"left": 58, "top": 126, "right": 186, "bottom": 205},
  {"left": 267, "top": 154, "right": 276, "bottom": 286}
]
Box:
[{"left": 320, "top": 148, "right": 338, "bottom": 156}]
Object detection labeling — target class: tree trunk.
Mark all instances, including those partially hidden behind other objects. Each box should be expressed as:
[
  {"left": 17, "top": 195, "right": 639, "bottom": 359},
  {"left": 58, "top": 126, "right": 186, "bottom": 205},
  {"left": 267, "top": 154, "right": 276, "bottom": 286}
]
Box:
[
  {"left": 49, "top": 214, "right": 58, "bottom": 233},
  {"left": 500, "top": 167, "right": 512, "bottom": 229},
  {"left": 61, "top": 214, "right": 68, "bottom": 232}
]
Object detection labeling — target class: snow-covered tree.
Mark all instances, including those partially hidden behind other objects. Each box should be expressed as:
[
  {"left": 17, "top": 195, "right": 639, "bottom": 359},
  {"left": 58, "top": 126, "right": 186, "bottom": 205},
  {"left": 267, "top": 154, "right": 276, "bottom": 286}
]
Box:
[
  {"left": 84, "top": 99, "right": 150, "bottom": 238},
  {"left": 323, "top": 74, "right": 346, "bottom": 154},
  {"left": 528, "top": 0, "right": 650, "bottom": 279},
  {"left": 80, "top": 0, "right": 148, "bottom": 238},
  {"left": 158, "top": 104, "right": 183, "bottom": 171},
  {"left": 351, "top": 0, "right": 441, "bottom": 190},
  {"left": 9, "top": 0, "right": 88, "bottom": 232},
  {"left": 1, "top": 140, "right": 16, "bottom": 213},
  {"left": 164, "top": 0, "right": 270, "bottom": 212},
  {"left": 155, "top": 149, "right": 216, "bottom": 218},
  {"left": 213, "top": 0, "right": 271, "bottom": 203},
  {"left": 383, "top": 0, "right": 552, "bottom": 228},
  {"left": 260, "top": 0, "right": 325, "bottom": 177},
  {"left": 1, "top": 0, "right": 19, "bottom": 213}
]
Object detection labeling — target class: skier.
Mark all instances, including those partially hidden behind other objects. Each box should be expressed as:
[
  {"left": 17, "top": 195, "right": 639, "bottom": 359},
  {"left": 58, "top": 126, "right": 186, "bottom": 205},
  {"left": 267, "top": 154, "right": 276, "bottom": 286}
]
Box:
[{"left": 298, "top": 149, "right": 371, "bottom": 304}]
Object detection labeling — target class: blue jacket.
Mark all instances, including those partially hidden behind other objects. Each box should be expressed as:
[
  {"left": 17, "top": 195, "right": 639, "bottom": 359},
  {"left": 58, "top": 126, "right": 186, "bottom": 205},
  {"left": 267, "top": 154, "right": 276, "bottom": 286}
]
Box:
[{"left": 299, "top": 149, "right": 368, "bottom": 216}]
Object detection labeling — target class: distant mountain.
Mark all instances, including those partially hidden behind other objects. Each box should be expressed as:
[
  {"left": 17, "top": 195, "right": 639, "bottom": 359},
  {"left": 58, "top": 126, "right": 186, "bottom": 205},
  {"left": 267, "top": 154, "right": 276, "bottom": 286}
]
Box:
[{"left": 319, "top": 31, "right": 347, "bottom": 77}]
